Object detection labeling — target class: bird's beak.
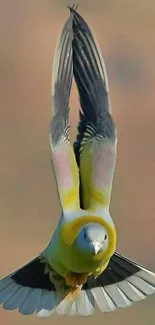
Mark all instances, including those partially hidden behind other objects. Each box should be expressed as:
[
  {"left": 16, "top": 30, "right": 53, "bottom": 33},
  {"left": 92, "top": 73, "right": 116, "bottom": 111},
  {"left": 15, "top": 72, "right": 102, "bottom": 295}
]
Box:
[{"left": 92, "top": 241, "right": 101, "bottom": 255}]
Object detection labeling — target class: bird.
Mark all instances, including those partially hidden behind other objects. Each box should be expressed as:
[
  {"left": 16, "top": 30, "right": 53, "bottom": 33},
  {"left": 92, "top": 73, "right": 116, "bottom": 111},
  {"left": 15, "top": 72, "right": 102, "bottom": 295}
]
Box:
[{"left": 0, "top": 5, "right": 155, "bottom": 318}]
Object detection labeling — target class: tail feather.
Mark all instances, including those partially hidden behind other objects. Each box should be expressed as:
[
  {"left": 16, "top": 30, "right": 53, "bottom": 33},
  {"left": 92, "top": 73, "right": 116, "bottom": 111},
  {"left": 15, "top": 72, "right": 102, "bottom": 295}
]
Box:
[
  {"left": 0, "top": 252, "right": 155, "bottom": 316},
  {"left": 0, "top": 256, "right": 94, "bottom": 317},
  {"left": 0, "top": 256, "right": 64, "bottom": 317},
  {"left": 83, "top": 252, "right": 155, "bottom": 312}
]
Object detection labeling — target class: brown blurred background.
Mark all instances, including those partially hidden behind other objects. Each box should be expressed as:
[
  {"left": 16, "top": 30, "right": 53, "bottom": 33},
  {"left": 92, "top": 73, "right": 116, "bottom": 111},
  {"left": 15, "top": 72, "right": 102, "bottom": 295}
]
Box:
[{"left": 0, "top": 0, "right": 155, "bottom": 324}]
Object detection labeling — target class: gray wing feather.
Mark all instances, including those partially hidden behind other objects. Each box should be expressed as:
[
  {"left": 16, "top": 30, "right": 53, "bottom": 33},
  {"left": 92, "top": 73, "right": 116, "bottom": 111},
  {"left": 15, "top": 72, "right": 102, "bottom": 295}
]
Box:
[
  {"left": 69, "top": 7, "right": 116, "bottom": 166},
  {"left": 50, "top": 14, "right": 73, "bottom": 147},
  {"left": 49, "top": 12, "right": 79, "bottom": 212}
]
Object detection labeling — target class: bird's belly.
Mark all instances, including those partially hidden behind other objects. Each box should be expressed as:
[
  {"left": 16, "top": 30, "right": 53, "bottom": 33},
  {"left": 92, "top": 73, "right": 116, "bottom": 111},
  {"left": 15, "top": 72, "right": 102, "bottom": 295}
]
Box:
[
  {"left": 67, "top": 259, "right": 103, "bottom": 274},
  {"left": 45, "top": 230, "right": 105, "bottom": 276}
]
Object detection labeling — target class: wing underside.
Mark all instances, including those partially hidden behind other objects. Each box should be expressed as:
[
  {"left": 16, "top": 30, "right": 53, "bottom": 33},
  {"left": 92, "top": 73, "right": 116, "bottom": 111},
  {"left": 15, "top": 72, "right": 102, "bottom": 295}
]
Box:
[
  {"left": 71, "top": 8, "right": 117, "bottom": 210},
  {"left": 50, "top": 12, "right": 80, "bottom": 212}
]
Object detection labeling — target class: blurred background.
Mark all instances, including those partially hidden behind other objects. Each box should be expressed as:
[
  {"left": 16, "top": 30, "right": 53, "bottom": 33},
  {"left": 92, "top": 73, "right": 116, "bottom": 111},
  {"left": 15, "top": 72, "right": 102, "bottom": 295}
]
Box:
[{"left": 0, "top": 0, "right": 155, "bottom": 324}]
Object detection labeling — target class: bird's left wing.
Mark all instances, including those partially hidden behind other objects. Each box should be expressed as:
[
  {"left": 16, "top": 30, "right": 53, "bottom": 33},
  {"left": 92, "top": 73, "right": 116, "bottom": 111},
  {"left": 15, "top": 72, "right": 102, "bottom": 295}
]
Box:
[
  {"left": 50, "top": 13, "right": 80, "bottom": 212},
  {"left": 71, "top": 8, "right": 117, "bottom": 210}
]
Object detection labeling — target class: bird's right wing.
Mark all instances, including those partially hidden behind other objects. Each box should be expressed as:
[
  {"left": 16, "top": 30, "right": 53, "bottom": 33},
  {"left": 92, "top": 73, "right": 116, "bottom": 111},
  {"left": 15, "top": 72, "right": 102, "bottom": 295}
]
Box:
[
  {"left": 71, "top": 8, "right": 117, "bottom": 210},
  {"left": 50, "top": 12, "right": 80, "bottom": 212}
]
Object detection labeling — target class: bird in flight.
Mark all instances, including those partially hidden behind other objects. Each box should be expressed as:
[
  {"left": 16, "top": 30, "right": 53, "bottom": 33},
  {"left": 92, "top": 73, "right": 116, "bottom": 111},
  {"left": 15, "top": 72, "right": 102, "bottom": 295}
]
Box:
[{"left": 0, "top": 5, "right": 155, "bottom": 317}]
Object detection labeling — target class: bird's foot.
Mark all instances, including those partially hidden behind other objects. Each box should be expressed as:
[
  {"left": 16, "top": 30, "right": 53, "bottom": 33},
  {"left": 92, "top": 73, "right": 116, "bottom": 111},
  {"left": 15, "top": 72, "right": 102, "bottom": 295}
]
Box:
[
  {"left": 65, "top": 272, "right": 88, "bottom": 288},
  {"left": 76, "top": 273, "right": 88, "bottom": 285},
  {"left": 65, "top": 272, "right": 77, "bottom": 287}
]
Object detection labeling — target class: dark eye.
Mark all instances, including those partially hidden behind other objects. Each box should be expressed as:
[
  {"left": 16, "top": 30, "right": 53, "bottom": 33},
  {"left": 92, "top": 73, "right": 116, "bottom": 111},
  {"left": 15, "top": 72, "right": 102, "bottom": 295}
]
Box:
[
  {"left": 104, "top": 234, "right": 107, "bottom": 241},
  {"left": 84, "top": 233, "right": 87, "bottom": 239}
]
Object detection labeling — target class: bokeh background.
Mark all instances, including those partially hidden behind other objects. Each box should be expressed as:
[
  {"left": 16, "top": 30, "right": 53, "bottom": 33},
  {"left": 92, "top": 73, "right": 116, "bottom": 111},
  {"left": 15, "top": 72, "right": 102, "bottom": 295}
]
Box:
[{"left": 0, "top": 0, "right": 155, "bottom": 324}]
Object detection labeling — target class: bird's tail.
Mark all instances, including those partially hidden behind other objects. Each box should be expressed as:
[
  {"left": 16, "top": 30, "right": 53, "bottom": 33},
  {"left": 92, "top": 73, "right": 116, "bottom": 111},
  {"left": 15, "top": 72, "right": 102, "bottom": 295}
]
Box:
[
  {"left": 83, "top": 252, "right": 155, "bottom": 313},
  {"left": 0, "top": 256, "right": 64, "bottom": 317},
  {"left": 0, "top": 252, "right": 155, "bottom": 317},
  {"left": 0, "top": 254, "right": 82, "bottom": 317}
]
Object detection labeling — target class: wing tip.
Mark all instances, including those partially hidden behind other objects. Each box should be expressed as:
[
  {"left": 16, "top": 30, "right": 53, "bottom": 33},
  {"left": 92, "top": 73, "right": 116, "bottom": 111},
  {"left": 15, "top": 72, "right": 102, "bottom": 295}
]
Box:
[
  {"left": 67, "top": 4, "right": 79, "bottom": 13},
  {"left": 51, "top": 10, "right": 74, "bottom": 105}
]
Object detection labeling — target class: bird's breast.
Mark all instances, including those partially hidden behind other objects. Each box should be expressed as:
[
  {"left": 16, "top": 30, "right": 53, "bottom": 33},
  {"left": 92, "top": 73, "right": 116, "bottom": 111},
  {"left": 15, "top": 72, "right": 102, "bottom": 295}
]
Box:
[{"left": 59, "top": 242, "right": 105, "bottom": 274}]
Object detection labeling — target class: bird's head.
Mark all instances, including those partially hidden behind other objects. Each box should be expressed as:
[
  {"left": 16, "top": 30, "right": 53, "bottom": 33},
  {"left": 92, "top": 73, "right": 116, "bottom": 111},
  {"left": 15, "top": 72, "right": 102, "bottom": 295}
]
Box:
[
  {"left": 76, "top": 223, "right": 109, "bottom": 258},
  {"left": 61, "top": 210, "right": 117, "bottom": 261}
]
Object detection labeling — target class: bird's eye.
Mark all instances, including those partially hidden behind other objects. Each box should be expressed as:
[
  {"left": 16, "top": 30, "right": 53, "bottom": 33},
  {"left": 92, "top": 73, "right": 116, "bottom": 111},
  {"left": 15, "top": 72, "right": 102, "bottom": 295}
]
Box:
[
  {"left": 84, "top": 233, "right": 87, "bottom": 239},
  {"left": 104, "top": 234, "right": 107, "bottom": 241}
]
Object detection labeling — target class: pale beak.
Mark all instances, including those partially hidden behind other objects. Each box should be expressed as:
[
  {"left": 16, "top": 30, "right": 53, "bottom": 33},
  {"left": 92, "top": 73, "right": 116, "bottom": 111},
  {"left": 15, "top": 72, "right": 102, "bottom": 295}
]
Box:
[{"left": 92, "top": 241, "right": 101, "bottom": 255}]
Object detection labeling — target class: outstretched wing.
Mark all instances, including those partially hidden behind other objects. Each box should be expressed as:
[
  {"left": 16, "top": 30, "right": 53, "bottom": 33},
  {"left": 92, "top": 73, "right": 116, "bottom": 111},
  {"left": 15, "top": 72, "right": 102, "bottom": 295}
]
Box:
[
  {"left": 71, "top": 8, "right": 117, "bottom": 210},
  {"left": 50, "top": 13, "right": 80, "bottom": 212}
]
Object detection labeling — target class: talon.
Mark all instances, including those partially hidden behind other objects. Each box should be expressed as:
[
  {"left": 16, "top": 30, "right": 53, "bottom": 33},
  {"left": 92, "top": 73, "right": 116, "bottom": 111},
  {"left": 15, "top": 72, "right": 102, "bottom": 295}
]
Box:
[
  {"left": 65, "top": 272, "right": 77, "bottom": 287},
  {"left": 65, "top": 272, "right": 89, "bottom": 287},
  {"left": 76, "top": 273, "right": 88, "bottom": 285}
]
